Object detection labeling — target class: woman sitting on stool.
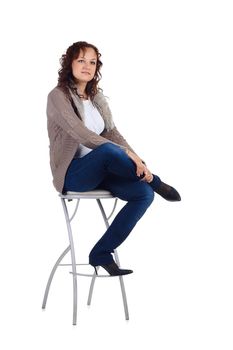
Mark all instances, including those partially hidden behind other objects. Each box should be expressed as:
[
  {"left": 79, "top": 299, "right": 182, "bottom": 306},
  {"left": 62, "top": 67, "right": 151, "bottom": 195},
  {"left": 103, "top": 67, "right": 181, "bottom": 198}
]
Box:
[{"left": 46, "top": 41, "right": 181, "bottom": 276}]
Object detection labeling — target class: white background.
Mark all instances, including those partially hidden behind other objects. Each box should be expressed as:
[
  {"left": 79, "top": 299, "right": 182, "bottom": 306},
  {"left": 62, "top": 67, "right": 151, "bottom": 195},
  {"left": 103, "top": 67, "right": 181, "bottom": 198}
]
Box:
[{"left": 0, "top": 0, "right": 233, "bottom": 349}]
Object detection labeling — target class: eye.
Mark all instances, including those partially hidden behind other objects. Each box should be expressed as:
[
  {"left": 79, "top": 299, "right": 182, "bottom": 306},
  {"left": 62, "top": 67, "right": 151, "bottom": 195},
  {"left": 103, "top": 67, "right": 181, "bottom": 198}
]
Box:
[
  {"left": 77, "top": 59, "right": 84, "bottom": 63},
  {"left": 90, "top": 61, "right": 96, "bottom": 65}
]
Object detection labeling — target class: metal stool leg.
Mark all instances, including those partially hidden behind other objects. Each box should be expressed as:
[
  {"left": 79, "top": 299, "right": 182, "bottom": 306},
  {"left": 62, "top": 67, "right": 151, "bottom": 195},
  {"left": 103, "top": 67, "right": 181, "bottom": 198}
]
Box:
[
  {"left": 42, "top": 245, "right": 71, "bottom": 309},
  {"left": 87, "top": 266, "right": 99, "bottom": 305},
  {"left": 94, "top": 199, "right": 130, "bottom": 320},
  {"left": 87, "top": 199, "right": 118, "bottom": 306},
  {"left": 60, "top": 198, "right": 79, "bottom": 325},
  {"left": 113, "top": 250, "right": 129, "bottom": 320}
]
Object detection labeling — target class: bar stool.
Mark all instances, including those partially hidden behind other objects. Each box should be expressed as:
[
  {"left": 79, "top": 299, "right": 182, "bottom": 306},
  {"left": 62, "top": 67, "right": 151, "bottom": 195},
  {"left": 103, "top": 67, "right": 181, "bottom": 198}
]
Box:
[{"left": 42, "top": 190, "right": 130, "bottom": 325}]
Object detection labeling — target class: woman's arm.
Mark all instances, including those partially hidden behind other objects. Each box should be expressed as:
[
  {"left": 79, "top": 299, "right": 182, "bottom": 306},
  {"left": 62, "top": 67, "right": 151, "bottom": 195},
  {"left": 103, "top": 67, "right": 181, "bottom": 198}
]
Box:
[
  {"left": 102, "top": 126, "right": 152, "bottom": 181},
  {"left": 48, "top": 88, "right": 152, "bottom": 182},
  {"left": 101, "top": 126, "right": 135, "bottom": 152}
]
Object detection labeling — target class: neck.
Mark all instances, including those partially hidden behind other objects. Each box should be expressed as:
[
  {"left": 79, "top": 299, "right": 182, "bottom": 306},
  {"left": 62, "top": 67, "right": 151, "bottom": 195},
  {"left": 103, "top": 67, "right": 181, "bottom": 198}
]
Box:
[{"left": 76, "top": 82, "right": 87, "bottom": 96}]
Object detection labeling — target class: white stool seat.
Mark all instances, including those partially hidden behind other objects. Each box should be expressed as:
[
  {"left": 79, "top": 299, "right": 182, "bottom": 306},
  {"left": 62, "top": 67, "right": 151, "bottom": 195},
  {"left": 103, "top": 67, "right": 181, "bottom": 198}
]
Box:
[{"left": 60, "top": 189, "right": 115, "bottom": 199}]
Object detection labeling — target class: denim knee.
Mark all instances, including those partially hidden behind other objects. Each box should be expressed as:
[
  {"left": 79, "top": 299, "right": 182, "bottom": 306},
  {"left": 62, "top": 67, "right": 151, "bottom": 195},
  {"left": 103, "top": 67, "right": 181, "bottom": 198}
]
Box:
[
  {"left": 143, "top": 185, "right": 155, "bottom": 205},
  {"left": 135, "top": 182, "right": 155, "bottom": 206}
]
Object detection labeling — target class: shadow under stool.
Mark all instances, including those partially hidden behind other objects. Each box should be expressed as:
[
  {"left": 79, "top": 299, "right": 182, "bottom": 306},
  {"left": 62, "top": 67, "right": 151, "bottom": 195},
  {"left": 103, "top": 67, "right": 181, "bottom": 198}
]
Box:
[{"left": 42, "top": 190, "right": 130, "bottom": 325}]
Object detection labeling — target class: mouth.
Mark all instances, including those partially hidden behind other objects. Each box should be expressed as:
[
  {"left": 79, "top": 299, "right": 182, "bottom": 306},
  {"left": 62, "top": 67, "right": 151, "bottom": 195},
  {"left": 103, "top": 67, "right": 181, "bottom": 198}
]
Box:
[{"left": 82, "top": 72, "right": 91, "bottom": 75}]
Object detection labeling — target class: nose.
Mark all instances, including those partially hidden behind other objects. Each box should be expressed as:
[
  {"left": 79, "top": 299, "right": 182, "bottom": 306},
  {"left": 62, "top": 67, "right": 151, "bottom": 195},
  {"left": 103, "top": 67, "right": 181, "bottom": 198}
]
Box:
[{"left": 83, "top": 61, "right": 91, "bottom": 69}]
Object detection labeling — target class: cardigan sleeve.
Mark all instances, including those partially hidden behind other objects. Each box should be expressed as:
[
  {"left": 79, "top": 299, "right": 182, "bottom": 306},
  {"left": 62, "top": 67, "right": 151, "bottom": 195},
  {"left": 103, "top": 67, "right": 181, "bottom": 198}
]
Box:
[
  {"left": 101, "top": 127, "right": 135, "bottom": 153},
  {"left": 47, "top": 88, "right": 116, "bottom": 150}
]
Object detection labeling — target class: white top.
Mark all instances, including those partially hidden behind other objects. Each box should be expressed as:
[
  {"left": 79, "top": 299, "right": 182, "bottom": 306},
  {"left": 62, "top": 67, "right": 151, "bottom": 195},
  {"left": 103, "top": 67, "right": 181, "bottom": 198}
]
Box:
[{"left": 75, "top": 99, "right": 105, "bottom": 158}]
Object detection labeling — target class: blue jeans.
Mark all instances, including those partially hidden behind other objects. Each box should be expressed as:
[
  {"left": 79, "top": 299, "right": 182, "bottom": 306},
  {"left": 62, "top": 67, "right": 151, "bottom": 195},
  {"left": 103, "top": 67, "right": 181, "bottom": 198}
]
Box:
[{"left": 63, "top": 143, "right": 161, "bottom": 266}]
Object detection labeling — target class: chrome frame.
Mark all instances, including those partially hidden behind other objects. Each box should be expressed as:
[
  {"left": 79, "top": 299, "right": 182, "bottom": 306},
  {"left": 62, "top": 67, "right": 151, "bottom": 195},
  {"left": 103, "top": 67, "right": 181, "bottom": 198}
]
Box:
[{"left": 42, "top": 191, "right": 129, "bottom": 325}]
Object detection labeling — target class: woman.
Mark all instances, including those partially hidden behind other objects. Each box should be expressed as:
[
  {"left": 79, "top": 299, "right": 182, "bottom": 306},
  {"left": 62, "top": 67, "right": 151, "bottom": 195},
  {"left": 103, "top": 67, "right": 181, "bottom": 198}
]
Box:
[{"left": 47, "top": 41, "right": 181, "bottom": 276}]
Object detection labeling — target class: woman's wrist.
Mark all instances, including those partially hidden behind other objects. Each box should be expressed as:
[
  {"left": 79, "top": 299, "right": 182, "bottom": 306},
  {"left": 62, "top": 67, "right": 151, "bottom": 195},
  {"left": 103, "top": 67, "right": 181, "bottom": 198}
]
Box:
[{"left": 126, "top": 149, "right": 145, "bottom": 164}]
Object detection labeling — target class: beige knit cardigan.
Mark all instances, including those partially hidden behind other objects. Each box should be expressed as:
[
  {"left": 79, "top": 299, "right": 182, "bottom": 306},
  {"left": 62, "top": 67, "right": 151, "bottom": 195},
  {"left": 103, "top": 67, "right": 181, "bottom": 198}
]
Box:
[{"left": 47, "top": 87, "right": 134, "bottom": 193}]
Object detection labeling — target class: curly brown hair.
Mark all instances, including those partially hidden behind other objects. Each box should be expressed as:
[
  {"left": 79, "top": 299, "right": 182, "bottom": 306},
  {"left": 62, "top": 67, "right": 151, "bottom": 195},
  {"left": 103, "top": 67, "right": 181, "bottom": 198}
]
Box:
[{"left": 57, "top": 41, "right": 103, "bottom": 101}]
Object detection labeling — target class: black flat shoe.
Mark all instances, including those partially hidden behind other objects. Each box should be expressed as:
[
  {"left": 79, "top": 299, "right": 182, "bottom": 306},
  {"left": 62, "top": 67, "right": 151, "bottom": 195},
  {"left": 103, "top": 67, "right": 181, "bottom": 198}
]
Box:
[
  {"left": 93, "top": 261, "right": 133, "bottom": 276},
  {"left": 155, "top": 181, "right": 181, "bottom": 202}
]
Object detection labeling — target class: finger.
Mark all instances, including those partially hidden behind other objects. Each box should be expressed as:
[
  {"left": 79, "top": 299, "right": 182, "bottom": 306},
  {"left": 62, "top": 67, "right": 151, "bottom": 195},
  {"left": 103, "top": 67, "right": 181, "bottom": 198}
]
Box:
[
  {"left": 137, "top": 166, "right": 145, "bottom": 177},
  {"left": 141, "top": 172, "right": 152, "bottom": 182},
  {"left": 141, "top": 175, "right": 147, "bottom": 181},
  {"left": 140, "top": 171, "right": 150, "bottom": 181},
  {"left": 137, "top": 171, "right": 145, "bottom": 177},
  {"left": 148, "top": 175, "right": 153, "bottom": 183}
]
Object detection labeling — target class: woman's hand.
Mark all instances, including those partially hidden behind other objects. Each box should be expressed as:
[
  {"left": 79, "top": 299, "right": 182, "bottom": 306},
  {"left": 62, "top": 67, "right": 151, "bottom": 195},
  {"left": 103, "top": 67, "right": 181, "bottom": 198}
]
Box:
[
  {"left": 126, "top": 150, "right": 146, "bottom": 177},
  {"left": 126, "top": 150, "right": 153, "bottom": 183},
  {"left": 141, "top": 167, "right": 154, "bottom": 183}
]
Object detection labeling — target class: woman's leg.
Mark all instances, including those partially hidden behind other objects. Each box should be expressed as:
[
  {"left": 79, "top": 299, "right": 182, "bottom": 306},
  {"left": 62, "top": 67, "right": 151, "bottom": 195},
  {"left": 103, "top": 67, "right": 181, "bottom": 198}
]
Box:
[
  {"left": 63, "top": 143, "right": 161, "bottom": 192},
  {"left": 89, "top": 175, "right": 155, "bottom": 266},
  {"left": 63, "top": 143, "right": 180, "bottom": 268}
]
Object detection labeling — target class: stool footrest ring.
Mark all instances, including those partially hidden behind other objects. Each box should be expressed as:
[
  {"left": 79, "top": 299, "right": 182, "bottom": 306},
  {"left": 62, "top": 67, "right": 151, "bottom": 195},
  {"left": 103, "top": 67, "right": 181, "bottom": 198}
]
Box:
[{"left": 69, "top": 271, "right": 123, "bottom": 278}]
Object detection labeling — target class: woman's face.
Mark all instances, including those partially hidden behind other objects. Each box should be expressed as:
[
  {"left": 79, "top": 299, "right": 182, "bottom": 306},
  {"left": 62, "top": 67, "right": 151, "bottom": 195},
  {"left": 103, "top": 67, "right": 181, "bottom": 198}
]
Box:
[{"left": 71, "top": 47, "right": 97, "bottom": 84}]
